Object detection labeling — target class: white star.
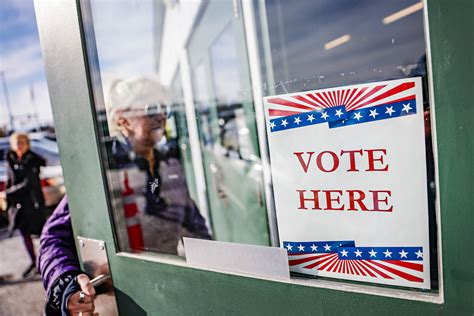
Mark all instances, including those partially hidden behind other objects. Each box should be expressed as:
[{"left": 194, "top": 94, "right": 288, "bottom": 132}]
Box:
[
  {"left": 321, "top": 112, "right": 329, "bottom": 120},
  {"left": 269, "top": 121, "right": 276, "bottom": 129},
  {"left": 294, "top": 116, "right": 302, "bottom": 125},
  {"left": 324, "top": 244, "right": 331, "bottom": 252},
  {"left": 335, "top": 109, "right": 344, "bottom": 118},
  {"left": 311, "top": 244, "right": 318, "bottom": 252},
  {"left": 399, "top": 249, "right": 408, "bottom": 258},
  {"left": 369, "top": 249, "right": 377, "bottom": 257},
  {"left": 385, "top": 106, "right": 395, "bottom": 116},
  {"left": 415, "top": 249, "right": 423, "bottom": 258},
  {"left": 402, "top": 103, "right": 413, "bottom": 113},
  {"left": 383, "top": 249, "right": 392, "bottom": 258},
  {"left": 307, "top": 114, "right": 315, "bottom": 122},
  {"left": 340, "top": 249, "right": 348, "bottom": 257},
  {"left": 286, "top": 244, "right": 293, "bottom": 251},
  {"left": 353, "top": 112, "right": 363, "bottom": 121},
  {"left": 298, "top": 244, "right": 305, "bottom": 252},
  {"left": 369, "top": 109, "right": 379, "bottom": 119},
  {"left": 281, "top": 119, "right": 288, "bottom": 127},
  {"left": 354, "top": 249, "right": 363, "bottom": 257}
]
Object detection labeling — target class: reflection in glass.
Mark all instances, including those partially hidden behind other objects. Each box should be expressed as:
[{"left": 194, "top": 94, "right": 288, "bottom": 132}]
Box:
[
  {"left": 210, "top": 23, "right": 252, "bottom": 160},
  {"left": 104, "top": 77, "right": 211, "bottom": 254},
  {"left": 260, "top": 0, "right": 426, "bottom": 94},
  {"left": 81, "top": 0, "right": 437, "bottom": 289}
]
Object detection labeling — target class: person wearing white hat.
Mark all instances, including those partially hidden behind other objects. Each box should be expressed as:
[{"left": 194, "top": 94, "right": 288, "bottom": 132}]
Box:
[{"left": 105, "top": 76, "right": 211, "bottom": 254}]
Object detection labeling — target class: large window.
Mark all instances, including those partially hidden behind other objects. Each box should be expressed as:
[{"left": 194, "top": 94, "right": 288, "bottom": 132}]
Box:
[{"left": 81, "top": 0, "right": 437, "bottom": 292}]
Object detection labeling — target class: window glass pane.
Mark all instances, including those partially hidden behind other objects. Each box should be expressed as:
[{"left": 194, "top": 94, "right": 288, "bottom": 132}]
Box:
[
  {"left": 256, "top": 0, "right": 437, "bottom": 289},
  {"left": 81, "top": 0, "right": 437, "bottom": 291}
]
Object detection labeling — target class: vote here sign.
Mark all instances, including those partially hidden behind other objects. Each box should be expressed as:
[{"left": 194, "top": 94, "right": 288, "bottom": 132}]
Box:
[{"left": 264, "top": 77, "right": 431, "bottom": 289}]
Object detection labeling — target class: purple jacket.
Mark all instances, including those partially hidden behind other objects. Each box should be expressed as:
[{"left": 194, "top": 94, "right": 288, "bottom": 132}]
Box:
[{"left": 38, "top": 196, "right": 81, "bottom": 296}]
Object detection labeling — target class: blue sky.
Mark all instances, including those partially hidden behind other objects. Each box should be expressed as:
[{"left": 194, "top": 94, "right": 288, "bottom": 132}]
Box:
[{"left": 0, "top": 0, "right": 53, "bottom": 130}]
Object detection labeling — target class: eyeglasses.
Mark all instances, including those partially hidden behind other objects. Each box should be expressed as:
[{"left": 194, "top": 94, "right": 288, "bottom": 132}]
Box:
[{"left": 123, "top": 103, "right": 171, "bottom": 119}]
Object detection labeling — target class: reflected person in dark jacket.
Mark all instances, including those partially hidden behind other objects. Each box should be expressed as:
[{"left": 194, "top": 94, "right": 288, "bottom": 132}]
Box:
[
  {"left": 5, "top": 132, "right": 46, "bottom": 277},
  {"left": 105, "top": 77, "right": 211, "bottom": 254}
]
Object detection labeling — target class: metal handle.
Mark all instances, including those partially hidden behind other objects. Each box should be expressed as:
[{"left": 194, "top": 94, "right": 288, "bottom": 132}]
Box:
[
  {"left": 91, "top": 274, "right": 111, "bottom": 288},
  {"left": 210, "top": 164, "right": 226, "bottom": 199}
]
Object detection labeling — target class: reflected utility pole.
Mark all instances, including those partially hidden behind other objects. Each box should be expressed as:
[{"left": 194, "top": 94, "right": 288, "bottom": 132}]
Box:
[
  {"left": 30, "top": 82, "right": 41, "bottom": 130},
  {"left": 0, "top": 71, "right": 14, "bottom": 132}
]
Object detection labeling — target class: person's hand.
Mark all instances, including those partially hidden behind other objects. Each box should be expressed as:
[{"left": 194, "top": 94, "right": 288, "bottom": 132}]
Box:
[{"left": 67, "top": 274, "right": 97, "bottom": 316}]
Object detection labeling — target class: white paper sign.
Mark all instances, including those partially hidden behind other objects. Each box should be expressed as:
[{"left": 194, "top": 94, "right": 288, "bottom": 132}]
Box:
[{"left": 264, "top": 77, "right": 431, "bottom": 289}]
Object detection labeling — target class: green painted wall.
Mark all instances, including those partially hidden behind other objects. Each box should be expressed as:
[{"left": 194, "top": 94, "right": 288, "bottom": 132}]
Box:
[
  {"left": 427, "top": 0, "right": 474, "bottom": 313},
  {"left": 40, "top": 0, "right": 473, "bottom": 315}
]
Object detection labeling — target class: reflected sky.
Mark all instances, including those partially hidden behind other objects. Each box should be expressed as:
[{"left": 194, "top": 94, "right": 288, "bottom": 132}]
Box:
[
  {"left": 210, "top": 22, "right": 243, "bottom": 106},
  {"left": 0, "top": 0, "right": 53, "bottom": 129},
  {"left": 89, "top": 1, "right": 155, "bottom": 81}
]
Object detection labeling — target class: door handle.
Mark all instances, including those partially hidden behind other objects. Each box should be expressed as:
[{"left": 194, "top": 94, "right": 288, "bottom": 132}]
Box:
[
  {"left": 256, "top": 182, "right": 264, "bottom": 207},
  {"left": 210, "top": 164, "right": 226, "bottom": 199}
]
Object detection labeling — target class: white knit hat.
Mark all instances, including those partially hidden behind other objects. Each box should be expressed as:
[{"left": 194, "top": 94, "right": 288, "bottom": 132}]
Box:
[{"left": 104, "top": 76, "right": 170, "bottom": 135}]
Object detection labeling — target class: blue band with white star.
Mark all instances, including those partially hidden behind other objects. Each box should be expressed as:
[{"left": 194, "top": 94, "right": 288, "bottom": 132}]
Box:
[
  {"left": 269, "top": 105, "right": 347, "bottom": 132},
  {"left": 328, "top": 99, "right": 417, "bottom": 129},
  {"left": 268, "top": 99, "right": 416, "bottom": 132},
  {"left": 336, "top": 247, "right": 424, "bottom": 260}
]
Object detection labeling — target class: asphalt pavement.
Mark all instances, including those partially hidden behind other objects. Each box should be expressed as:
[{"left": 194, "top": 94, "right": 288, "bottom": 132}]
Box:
[{"left": 0, "top": 229, "right": 45, "bottom": 316}]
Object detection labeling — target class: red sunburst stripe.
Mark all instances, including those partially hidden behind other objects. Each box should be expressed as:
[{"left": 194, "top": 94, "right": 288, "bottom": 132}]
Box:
[
  {"left": 267, "top": 98, "right": 315, "bottom": 111},
  {"left": 349, "top": 81, "right": 415, "bottom": 111},
  {"left": 349, "top": 261, "right": 357, "bottom": 275},
  {"left": 288, "top": 254, "right": 329, "bottom": 266},
  {"left": 306, "top": 93, "right": 324, "bottom": 107},
  {"left": 268, "top": 109, "right": 303, "bottom": 117},
  {"left": 345, "top": 87, "right": 367, "bottom": 108},
  {"left": 339, "top": 89, "right": 346, "bottom": 106},
  {"left": 325, "top": 256, "right": 340, "bottom": 272},
  {"left": 348, "top": 261, "right": 355, "bottom": 275},
  {"left": 336, "top": 260, "right": 342, "bottom": 273},
  {"left": 346, "top": 89, "right": 356, "bottom": 105},
  {"left": 293, "top": 95, "right": 323, "bottom": 109},
  {"left": 384, "top": 260, "right": 423, "bottom": 272},
  {"left": 351, "top": 260, "right": 362, "bottom": 276},
  {"left": 367, "top": 260, "right": 423, "bottom": 283},
  {"left": 344, "top": 88, "right": 359, "bottom": 107},
  {"left": 328, "top": 260, "right": 337, "bottom": 273},
  {"left": 338, "top": 90, "right": 342, "bottom": 105},
  {"left": 349, "top": 260, "right": 361, "bottom": 276},
  {"left": 323, "top": 91, "right": 332, "bottom": 106},
  {"left": 358, "top": 260, "right": 393, "bottom": 279},
  {"left": 352, "top": 260, "right": 376, "bottom": 277},
  {"left": 303, "top": 253, "right": 336, "bottom": 269},
  {"left": 317, "top": 254, "right": 338, "bottom": 270},
  {"left": 340, "top": 89, "right": 349, "bottom": 106},
  {"left": 312, "top": 92, "right": 332, "bottom": 108},
  {"left": 317, "top": 92, "right": 333, "bottom": 107},
  {"left": 331, "top": 91, "right": 338, "bottom": 106},
  {"left": 347, "top": 85, "right": 386, "bottom": 109},
  {"left": 322, "top": 91, "right": 334, "bottom": 106},
  {"left": 338, "top": 260, "right": 344, "bottom": 273}
]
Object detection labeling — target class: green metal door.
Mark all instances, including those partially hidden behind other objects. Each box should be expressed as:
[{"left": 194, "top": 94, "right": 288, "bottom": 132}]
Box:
[
  {"left": 187, "top": 1, "right": 269, "bottom": 245},
  {"left": 34, "top": 0, "right": 473, "bottom": 315}
]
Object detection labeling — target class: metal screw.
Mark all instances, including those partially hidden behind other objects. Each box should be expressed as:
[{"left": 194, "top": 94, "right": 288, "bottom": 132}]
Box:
[
  {"left": 79, "top": 240, "right": 85, "bottom": 248},
  {"left": 99, "top": 242, "right": 105, "bottom": 251}
]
